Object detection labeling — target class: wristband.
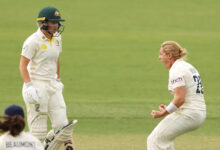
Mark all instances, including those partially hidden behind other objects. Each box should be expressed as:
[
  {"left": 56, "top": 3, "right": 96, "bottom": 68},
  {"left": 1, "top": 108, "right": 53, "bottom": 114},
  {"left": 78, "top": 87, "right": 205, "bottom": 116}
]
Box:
[{"left": 166, "top": 102, "right": 178, "bottom": 113}]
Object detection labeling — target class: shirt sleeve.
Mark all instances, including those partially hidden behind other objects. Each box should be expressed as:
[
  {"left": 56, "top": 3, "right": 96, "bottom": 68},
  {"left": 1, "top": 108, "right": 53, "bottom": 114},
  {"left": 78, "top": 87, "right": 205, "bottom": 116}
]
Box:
[
  {"left": 21, "top": 39, "right": 37, "bottom": 60},
  {"left": 169, "top": 69, "right": 186, "bottom": 89}
]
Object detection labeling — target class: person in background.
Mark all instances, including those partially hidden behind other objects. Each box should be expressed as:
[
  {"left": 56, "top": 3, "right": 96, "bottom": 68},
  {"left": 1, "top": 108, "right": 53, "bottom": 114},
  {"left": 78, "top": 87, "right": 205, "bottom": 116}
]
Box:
[{"left": 0, "top": 104, "right": 44, "bottom": 150}]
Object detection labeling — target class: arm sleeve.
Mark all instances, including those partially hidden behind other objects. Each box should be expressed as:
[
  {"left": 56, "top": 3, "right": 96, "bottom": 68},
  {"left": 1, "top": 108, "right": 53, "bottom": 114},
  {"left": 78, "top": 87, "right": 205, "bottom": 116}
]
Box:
[{"left": 21, "top": 39, "right": 37, "bottom": 60}]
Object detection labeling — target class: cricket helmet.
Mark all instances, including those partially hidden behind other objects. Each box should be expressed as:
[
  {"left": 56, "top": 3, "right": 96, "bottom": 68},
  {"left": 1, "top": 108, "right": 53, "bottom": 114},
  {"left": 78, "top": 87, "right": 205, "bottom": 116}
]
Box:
[
  {"left": 37, "top": 6, "right": 65, "bottom": 22},
  {"left": 37, "top": 6, "right": 65, "bottom": 36}
]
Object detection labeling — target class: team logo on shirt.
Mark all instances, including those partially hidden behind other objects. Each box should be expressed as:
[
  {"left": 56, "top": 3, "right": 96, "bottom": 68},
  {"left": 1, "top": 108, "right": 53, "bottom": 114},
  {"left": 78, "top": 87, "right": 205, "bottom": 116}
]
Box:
[
  {"left": 41, "top": 44, "right": 47, "bottom": 51},
  {"left": 171, "top": 77, "right": 183, "bottom": 84}
]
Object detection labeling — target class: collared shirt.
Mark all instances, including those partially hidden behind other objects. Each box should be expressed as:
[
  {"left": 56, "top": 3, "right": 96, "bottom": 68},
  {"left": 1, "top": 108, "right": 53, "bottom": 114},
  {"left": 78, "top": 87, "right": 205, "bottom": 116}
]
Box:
[
  {"left": 0, "top": 131, "right": 43, "bottom": 150},
  {"left": 21, "top": 29, "right": 62, "bottom": 80},
  {"left": 168, "top": 59, "right": 206, "bottom": 110}
]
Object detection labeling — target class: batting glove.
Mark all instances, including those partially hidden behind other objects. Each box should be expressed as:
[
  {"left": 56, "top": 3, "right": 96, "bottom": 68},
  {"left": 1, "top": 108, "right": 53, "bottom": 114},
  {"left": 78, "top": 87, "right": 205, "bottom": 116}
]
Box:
[{"left": 24, "top": 82, "right": 41, "bottom": 104}]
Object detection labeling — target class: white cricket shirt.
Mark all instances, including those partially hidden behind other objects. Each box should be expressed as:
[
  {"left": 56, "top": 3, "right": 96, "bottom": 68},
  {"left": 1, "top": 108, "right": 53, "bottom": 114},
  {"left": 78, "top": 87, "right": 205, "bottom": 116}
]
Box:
[
  {"left": 0, "top": 132, "right": 43, "bottom": 150},
  {"left": 21, "top": 28, "right": 62, "bottom": 80},
  {"left": 168, "top": 59, "right": 206, "bottom": 110}
]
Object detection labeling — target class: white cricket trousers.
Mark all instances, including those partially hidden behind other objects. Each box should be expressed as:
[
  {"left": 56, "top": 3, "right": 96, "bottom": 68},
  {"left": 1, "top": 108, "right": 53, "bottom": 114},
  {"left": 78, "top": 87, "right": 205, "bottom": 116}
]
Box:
[
  {"left": 22, "top": 79, "right": 68, "bottom": 142},
  {"left": 147, "top": 108, "right": 206, "bottom": 150}
]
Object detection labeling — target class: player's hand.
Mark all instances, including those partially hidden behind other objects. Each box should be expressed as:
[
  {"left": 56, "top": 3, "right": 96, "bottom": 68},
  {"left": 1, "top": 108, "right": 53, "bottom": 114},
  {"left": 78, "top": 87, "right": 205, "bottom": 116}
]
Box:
[
  {"left": 159, "top": 104, "right": 166, "bottom": 111},
  {"left": 151, "top": 104, "right": 168, "bottom": 119},
  {"left": 151, "top": 110, "right": 163, "bottom": 118},
  {"left": 24, "top": 82, "right": 41, "bottom": 104}
]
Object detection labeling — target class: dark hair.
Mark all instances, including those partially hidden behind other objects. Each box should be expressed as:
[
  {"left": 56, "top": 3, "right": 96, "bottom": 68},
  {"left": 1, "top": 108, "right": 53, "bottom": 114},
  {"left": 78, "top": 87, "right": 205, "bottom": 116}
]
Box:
[{"left": 0, "top": 115, "right": 25, "bottom": 136}]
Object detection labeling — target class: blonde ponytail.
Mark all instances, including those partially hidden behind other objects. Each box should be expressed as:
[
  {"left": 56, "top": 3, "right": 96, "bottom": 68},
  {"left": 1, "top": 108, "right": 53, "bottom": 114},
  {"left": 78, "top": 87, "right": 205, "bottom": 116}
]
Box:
[{"left": 161, "top": 41, "right": 187, "bottom": 60}]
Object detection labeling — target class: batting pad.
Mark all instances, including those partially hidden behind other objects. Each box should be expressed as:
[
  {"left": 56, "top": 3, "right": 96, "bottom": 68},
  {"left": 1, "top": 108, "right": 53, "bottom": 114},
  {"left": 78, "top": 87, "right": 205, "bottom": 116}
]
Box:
[
  {"left": 30, "top": 114, "right": 47, "bottom": 142},
  {"left": 44, "top": 120, "right": 78, "bottom": 150}
]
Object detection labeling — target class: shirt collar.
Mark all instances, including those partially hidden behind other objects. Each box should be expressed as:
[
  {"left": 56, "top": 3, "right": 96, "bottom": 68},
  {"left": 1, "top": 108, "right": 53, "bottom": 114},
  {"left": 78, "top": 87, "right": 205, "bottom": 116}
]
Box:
[
  {"left": 170, "top": 58, "right": 184, "bottom": 71},
  {"left": 36, "top": 28, "right": 48, "bottom": 41}
]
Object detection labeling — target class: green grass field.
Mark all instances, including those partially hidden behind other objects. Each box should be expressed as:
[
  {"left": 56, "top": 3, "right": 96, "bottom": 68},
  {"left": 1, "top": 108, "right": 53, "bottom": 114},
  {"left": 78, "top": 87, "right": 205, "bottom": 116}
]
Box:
[{"left": 0, "top": 0, "right": 220, "bottom": 149}]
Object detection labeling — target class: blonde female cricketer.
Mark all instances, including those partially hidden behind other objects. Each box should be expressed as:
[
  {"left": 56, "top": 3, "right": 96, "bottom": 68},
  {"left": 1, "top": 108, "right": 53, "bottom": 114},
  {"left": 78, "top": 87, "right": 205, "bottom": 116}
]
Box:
[
  {"left": 147, "top": 41, "right": 206, "bottom": 150},
  {"left": 19, "top": 6, "right": 76, "bottom": 150}
]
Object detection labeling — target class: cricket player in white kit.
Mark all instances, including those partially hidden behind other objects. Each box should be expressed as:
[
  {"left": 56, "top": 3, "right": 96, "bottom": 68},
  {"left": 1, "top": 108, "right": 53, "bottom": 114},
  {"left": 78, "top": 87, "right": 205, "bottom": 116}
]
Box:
[
  {"left": 0, "top": 105, "right": 44, "bottom": 150},
  {"left": 19, "top": 6, "right": 76, "bottom": 150},
  {"left": 147, "top": 41, "right": 206, "bottom": 150}
]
